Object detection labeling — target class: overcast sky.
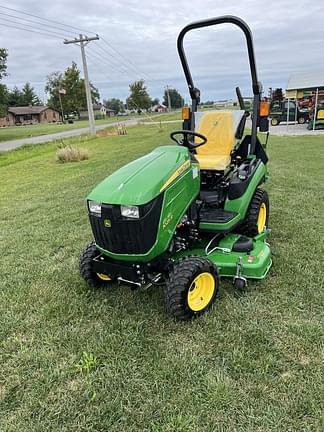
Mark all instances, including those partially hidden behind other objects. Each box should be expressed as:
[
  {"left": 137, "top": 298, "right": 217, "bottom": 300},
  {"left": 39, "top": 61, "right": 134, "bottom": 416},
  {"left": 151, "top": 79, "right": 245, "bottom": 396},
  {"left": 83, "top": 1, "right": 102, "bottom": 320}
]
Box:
[{"left": 1, "top": 0, "right": 323, "bottom": 103}]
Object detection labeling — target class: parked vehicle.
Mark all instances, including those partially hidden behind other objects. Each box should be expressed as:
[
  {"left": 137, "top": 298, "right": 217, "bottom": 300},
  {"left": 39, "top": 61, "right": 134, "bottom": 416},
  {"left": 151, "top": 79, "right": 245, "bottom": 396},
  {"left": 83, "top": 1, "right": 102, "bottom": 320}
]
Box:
[
  {"left": 307, "top": 104, "right": 324, "bottom": 130},
  {"left": 270, "top": 100, "right": 309, "bottom": 126}
]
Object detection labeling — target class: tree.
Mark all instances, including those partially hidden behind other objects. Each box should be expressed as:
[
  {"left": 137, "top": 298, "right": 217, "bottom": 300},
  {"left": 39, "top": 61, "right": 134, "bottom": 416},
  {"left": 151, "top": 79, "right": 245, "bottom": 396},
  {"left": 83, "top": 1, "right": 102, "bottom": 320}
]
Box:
[
  {"left": 202, "top": 100, "right": 214, "bottom": 106},
  {"left": 272, "top": 88, "right": 284, "bottom": 102},
  {"left": 7, "top": 86, "right": 23, "bottom": 106},
  {"left": 45, "top": 62, "right": 100, "bottom": 114},
  {"left": 104, "top": 98, "right": 124, "bottom": 114},
  {"left": 0, "top": 83, "right": 8, "bottom": 117},
  {"left": 151, "top": 97, "right": 159, "bottom": 106},
  {"left": 126, "top": 80, "right": 151, "bottom": 111},
  {"left": 0, "top": 48, "right": 8, "bottom": 116},
  {"left": 162, "top": 88, "right": 184, "bottom": 109},
  {"left": 0, "top": 48, "right": 8, "bottom": 80},
  {"left": 21, "top": 82, "right": 41, "bottom": 106}
]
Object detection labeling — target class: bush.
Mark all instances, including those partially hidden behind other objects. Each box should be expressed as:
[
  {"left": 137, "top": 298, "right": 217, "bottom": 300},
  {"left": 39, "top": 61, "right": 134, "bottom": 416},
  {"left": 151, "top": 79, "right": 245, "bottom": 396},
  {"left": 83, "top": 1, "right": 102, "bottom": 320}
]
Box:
[{"left": 56, "top": 145, "right": 89, "bottom": 163}]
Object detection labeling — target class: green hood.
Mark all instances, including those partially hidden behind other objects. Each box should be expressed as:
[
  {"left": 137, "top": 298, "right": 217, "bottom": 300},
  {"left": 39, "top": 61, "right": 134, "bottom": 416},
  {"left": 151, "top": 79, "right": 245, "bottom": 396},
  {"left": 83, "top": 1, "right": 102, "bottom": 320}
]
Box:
[{"left": 87, "top": 145, "right": 191, "bottom": 205}]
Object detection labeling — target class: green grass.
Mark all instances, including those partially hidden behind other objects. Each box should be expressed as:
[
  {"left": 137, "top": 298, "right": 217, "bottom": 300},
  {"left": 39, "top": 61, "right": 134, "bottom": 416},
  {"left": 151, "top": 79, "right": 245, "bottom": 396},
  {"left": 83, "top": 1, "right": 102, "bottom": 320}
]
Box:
[
  {"left": 0, "top": 124, "right": 323, "bottom": 431},
  {"left": 0, "top": 113, "right": 154, "bottom": 143}
]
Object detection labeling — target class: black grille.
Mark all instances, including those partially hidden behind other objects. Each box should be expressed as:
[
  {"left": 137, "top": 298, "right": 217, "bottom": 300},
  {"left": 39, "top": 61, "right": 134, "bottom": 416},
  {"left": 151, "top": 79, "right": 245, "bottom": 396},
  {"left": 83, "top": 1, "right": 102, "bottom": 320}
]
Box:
[{"left": 89, "top": 194, "right": 163, "bottom": 254}]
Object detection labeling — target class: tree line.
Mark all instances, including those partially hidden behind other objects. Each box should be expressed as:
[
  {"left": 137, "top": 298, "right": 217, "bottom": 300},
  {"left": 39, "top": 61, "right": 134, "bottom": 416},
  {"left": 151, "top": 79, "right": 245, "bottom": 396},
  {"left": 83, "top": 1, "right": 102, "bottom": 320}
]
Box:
[{"left": 0, "top": 50, "right": 185, "bottom": 118}]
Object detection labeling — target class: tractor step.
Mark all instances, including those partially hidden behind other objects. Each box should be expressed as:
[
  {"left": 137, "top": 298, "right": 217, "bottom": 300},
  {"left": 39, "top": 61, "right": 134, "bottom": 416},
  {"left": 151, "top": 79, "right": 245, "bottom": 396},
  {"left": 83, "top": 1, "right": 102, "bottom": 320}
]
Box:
[{"left": 200, "top": 208, "right": 238, "bottom": 223}]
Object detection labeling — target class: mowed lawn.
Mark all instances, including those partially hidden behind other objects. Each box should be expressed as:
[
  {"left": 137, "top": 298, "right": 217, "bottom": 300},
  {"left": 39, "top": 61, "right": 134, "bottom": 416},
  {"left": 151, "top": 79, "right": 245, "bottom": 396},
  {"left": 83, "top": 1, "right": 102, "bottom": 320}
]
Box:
[
  {"left": 0, "top": 123, "right": 323, "bottom": 431},
  {"left": 0, "top": 114, "right": 150, "bottom": 143}
]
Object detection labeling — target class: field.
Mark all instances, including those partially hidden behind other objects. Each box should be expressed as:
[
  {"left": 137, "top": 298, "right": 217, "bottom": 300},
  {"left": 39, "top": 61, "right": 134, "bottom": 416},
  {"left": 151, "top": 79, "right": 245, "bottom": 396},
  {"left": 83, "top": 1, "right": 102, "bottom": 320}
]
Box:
[
  {"left": 0, "top": 122, "right": 323, "bottom": 431},
  {"left": 0, "top": 113, "right": 161, "bottom": 143}
]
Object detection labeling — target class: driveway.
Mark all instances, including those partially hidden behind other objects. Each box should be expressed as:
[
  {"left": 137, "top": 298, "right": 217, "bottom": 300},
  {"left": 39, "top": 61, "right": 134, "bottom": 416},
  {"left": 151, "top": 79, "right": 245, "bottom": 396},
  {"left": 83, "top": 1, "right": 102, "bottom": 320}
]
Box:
[{"left": 0, "top": 119, "right": 139, "bottom": 152}]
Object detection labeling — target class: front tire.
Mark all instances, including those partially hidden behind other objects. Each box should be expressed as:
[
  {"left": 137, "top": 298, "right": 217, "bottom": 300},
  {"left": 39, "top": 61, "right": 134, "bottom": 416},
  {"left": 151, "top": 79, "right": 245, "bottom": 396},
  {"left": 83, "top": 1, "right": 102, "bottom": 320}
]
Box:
[
  {"left": 242, "top": 188, "right": 269, "bottom": 237},
  {"left": 79, "top": 241, "right": 114, "bottom": 288},
  {"left": 298, "top": 116, "right": 306, "bottom": 124},
  {"left": 165, "top": 257, "right": 219, "bottom": 321}
]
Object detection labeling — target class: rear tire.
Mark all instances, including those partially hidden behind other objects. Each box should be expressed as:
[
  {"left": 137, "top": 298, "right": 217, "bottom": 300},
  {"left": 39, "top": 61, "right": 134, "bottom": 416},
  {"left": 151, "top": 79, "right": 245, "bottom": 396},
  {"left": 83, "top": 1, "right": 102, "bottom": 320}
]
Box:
[
  {"left": 79, "top": 241, "right": 114, "bottom": 288},
  {"left": 165, "top": 257, "right": 219, "bottom": 321},
  {"left": 271, "top": 117, "right": 280, "bottom": 126},
  {"left": 298, "top": 116, "right": 306, "bottom": 124},
  {"left": 242, "top": 188, "right": 269, "bottom": 237}
]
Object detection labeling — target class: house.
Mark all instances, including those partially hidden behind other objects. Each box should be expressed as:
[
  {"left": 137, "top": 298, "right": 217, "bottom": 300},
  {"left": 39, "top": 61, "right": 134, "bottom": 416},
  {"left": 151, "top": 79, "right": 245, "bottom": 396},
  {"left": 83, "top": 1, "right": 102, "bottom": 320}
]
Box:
[
  {"left": 6, "top": 106, "right": 60, "bottom": 125},
  {"left": 79, "top": 103, "right": 115, "bottom": 120},
  {"left": 0, "top": 106, "right": 61, "bottom": 127},
  {"left": 1, "top": 106, "right": 61, "bottom": 127},
  {"left": 0, "top": 113, "right": 14, "bottom": 127},
  {"left": 151, "top": 103, "right": 167, "bottom": 113},
  {"left": 106, "top": 108, "right": 115, "bottom": 117}
]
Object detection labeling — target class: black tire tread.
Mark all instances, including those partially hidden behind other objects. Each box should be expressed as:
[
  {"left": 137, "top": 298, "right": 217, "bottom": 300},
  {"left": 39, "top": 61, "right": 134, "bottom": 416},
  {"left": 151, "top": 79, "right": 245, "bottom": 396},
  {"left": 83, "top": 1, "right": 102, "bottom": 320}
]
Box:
[
  {"left": 79, "top": 241, "right": 112, "bottom": 288},
  {"left": 242, "top": 188, "right": 269, "bottom": 237},
  {"left": 165, "top": 256, "right": 219, "bottom": 321}
]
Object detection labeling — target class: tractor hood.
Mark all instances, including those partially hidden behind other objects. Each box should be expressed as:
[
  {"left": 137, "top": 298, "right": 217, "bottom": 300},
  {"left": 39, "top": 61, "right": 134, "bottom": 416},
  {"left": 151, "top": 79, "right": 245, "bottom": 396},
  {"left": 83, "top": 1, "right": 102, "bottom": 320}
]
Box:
[{"left": 87, "top": 146, "right": 191, "bottom": 205}]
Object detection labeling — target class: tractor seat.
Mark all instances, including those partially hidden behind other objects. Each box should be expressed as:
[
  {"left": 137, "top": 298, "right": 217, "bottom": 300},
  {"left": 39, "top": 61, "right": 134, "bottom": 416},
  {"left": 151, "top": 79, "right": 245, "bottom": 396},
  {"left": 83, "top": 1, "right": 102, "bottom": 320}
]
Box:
[{"left": 194, "top": 110, "right": 245, "bottom": 170}]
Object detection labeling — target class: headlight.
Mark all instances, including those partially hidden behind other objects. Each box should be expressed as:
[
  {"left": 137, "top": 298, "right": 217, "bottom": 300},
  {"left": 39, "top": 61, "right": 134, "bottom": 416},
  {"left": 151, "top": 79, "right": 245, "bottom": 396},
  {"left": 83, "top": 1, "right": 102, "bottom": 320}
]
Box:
[
  {"left": 121, "top": 205, "right": 139, "bottom": 219},
  {"left": 88, "top": 200, "right": 101, "bottom": 217}
]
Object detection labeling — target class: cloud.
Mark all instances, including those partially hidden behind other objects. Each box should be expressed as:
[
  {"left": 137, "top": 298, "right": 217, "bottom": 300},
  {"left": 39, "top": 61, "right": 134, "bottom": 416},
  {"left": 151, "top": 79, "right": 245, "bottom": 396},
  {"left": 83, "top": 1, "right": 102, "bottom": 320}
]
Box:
[{"left": 1, "top": 0, "right": 323, "bottom": 102}]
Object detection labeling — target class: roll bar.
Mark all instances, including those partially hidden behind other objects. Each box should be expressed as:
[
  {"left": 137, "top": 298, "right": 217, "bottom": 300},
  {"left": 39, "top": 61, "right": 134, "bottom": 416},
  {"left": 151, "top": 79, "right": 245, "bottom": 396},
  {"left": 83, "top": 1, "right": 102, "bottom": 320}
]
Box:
[{"left": 177, "top": 15, "right": 262, "bottom": 154}]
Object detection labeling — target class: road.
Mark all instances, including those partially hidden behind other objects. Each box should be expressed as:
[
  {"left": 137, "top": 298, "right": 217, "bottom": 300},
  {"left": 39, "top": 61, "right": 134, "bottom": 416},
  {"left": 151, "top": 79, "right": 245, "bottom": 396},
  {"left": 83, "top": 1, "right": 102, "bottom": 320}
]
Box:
[
  {"left": 0, "top": 119, "right": 139, "bottom": 152},
  {"left": 2, "top": 116, "right": 322, "bottom": 152}
]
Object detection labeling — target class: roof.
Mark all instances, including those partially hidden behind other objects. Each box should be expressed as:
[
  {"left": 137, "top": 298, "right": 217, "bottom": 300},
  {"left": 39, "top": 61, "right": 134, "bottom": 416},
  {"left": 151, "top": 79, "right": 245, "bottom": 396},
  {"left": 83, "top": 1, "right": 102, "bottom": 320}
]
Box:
[
  {"left": 93, "top": 103, "right": 104, "bottom": 110},
  {"left": 8, "top": 106, "right": 58, "bottom": 115},
  {"left": 286, "top": 71, "right": 324, "bottom": 91},
  {"left": 152, "top": 104, "right": 166, "bottom": 110}
]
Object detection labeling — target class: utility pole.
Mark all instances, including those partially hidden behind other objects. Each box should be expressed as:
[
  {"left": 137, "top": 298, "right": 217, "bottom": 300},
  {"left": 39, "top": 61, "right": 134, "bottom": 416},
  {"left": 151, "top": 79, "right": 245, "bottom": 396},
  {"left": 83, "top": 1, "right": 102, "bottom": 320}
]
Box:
[
  {"left": 58, "top": 88, "right": 66, "bottom": 123},
  {"left": 64, "top": 34, "right": 99, "bottom": 136},
  {"left": 166, "top": 85, "right": 171, "bottom": 112}
]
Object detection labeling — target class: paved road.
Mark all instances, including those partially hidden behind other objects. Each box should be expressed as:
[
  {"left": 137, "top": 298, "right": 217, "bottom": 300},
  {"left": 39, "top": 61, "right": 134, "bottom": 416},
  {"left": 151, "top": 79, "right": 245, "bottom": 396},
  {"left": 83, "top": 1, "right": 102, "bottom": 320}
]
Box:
[
  {"left": 0, "top": 119, "right": 139, "bottom": 152},
  {"left": 245, "top": 118, "right": 324, "bottom": 136}
]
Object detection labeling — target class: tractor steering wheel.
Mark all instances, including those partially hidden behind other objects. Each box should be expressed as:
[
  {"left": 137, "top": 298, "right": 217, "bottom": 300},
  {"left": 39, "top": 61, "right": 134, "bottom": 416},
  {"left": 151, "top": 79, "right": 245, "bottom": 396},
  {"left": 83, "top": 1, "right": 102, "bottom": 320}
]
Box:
[{"left": 170, "top": 130, "right": 207, "bottom": 150}]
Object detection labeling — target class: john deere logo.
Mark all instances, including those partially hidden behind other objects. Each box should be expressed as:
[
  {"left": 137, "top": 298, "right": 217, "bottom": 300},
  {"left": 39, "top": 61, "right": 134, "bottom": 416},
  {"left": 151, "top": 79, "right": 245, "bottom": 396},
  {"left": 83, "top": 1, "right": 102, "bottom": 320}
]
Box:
[
  {"left": 104, "top": 219, "right": 111, "bottom": 228},
  {"left": 213, "top": 121, "right": 218, "bottom": 126}
]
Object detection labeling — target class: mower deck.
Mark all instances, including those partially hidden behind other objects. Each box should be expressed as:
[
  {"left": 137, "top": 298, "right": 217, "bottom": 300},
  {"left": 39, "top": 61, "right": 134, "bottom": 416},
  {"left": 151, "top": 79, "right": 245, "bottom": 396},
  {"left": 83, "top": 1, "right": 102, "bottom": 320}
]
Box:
[{"left": 176, "top": 231, "right": 272, "bottom": 280}]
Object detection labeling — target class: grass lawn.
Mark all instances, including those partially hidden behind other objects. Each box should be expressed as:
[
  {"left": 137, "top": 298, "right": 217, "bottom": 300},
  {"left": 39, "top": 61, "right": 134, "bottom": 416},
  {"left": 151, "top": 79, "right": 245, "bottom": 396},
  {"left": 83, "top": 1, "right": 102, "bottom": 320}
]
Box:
[
  {"left": 0, "top": 114, "right": 151, "bottom": 143},
  {"left": 0, "top": 123, "right": 323, "bottom": 431}
]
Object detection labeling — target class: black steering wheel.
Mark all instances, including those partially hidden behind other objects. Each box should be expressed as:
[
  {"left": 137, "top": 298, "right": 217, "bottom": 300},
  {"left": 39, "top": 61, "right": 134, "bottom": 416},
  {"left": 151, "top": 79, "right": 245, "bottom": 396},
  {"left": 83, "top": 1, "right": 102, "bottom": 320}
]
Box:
[{"left": 170, "top": 130, "right": 207, "bottom": 150}]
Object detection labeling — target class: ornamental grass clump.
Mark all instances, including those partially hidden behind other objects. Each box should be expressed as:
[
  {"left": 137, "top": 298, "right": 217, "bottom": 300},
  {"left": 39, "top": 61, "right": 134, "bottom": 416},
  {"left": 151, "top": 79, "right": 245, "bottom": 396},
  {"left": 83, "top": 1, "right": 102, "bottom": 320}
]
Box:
[{"left": 56, "top": 145, "right": 89, "bottom": 163}]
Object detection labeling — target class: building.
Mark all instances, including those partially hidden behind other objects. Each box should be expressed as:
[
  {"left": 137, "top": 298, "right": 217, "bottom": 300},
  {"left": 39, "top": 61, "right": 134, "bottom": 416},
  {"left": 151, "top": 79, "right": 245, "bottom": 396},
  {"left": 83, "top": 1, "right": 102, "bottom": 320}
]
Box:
[
  {"left": 151, "top": 103, "right": 167, "bottom": 113},
  {"left": 0, "top": 106, "right": 60, "bottom": 127},
  {"left": 286, "top": 71, "right": 324, "bottom": 101},
  {"left": 79, "top": 103, "right": 115, "bottom": 120}
]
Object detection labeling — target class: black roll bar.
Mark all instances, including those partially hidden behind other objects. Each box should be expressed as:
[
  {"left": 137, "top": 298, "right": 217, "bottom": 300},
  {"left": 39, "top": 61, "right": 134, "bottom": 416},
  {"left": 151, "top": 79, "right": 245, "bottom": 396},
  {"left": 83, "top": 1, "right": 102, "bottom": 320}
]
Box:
[{"left": 177, "top": 15, "right": 262, "bottom": 154}]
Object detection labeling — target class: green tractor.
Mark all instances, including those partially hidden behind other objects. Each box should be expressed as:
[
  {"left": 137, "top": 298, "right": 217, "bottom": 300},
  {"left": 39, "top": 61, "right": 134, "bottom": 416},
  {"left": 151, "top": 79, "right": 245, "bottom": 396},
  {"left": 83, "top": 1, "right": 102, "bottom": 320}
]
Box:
[
  {"left": 80, "top": 16, "right": 272, "bottom": 321},
  {"left": 307, "top": 103, "right": 324, "bottom": 130}
]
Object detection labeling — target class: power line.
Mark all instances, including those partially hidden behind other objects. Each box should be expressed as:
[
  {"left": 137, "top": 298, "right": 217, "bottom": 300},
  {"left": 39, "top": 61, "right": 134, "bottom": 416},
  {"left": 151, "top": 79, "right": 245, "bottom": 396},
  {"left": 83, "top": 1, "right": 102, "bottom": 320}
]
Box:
[
  {"left": 0, "top": 5, "right": 96, "bottom": 36},
  {"left": 0, "top": 4, "right": 160, "bottom": 86},
  {"left": 0, "top": 21, "right": 64, "bottom": 39},
  {"left": 0, "top": 11, "right": 75, "bottom": 37},
  {"left": 86, "top": 51, "right": 117, "bottom": 76},
  {"left": 89, "top": 46, "right": 131, "bottom": 77},
  {"left": 100, "top": 37, "right": 154, "bottom": 82},
  {"left": 0, "top": 17, "right": 69, "bottom": 39},
  {"left": 92, "top": 43, "right": 131, "bottom": 74}
]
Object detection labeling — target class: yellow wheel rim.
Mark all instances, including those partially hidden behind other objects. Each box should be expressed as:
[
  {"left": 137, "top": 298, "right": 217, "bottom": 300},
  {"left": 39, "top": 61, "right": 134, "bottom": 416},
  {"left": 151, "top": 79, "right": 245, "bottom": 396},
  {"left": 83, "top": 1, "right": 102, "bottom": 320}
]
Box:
[
  {"left": 257, "top": 203, "right": 267, "bottom": 233},
  {"left": 187, "top": 272, "right": 215, "bottom": 312},
  {"left": 96, "top": 273, "right": 111, "bottom": 281}
]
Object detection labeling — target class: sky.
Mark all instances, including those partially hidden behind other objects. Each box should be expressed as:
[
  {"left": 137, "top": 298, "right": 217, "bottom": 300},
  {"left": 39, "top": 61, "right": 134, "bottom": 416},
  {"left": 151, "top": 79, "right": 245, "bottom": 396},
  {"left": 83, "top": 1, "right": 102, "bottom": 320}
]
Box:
[{"left": 1, "top": 0, "right": 323, "bottom": 104}]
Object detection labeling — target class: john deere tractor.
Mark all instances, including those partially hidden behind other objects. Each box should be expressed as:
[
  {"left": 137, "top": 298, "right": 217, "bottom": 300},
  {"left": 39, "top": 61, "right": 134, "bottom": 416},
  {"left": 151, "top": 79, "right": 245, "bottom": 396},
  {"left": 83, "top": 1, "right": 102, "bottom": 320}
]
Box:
[{"left": 80, "top": 15, "right": 272, "bottom": 321}]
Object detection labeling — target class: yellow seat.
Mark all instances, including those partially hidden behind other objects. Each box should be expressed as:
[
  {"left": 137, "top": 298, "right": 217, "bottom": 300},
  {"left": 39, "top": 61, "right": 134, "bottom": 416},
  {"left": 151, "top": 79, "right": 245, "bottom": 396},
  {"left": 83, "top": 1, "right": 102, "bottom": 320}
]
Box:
[
  {"left": 317, "top": 109, "right": 324, "bottom": 120},
  {"left": 194, "top": 111, "right": 245, "bottom": 170}
]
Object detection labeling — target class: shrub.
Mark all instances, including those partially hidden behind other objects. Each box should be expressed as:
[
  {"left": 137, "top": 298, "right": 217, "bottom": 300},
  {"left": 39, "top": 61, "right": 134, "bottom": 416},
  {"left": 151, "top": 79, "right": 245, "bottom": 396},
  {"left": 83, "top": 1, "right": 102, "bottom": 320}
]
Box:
[{"left": 56, "top": 145, "right": 89, "bottom": 163}]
